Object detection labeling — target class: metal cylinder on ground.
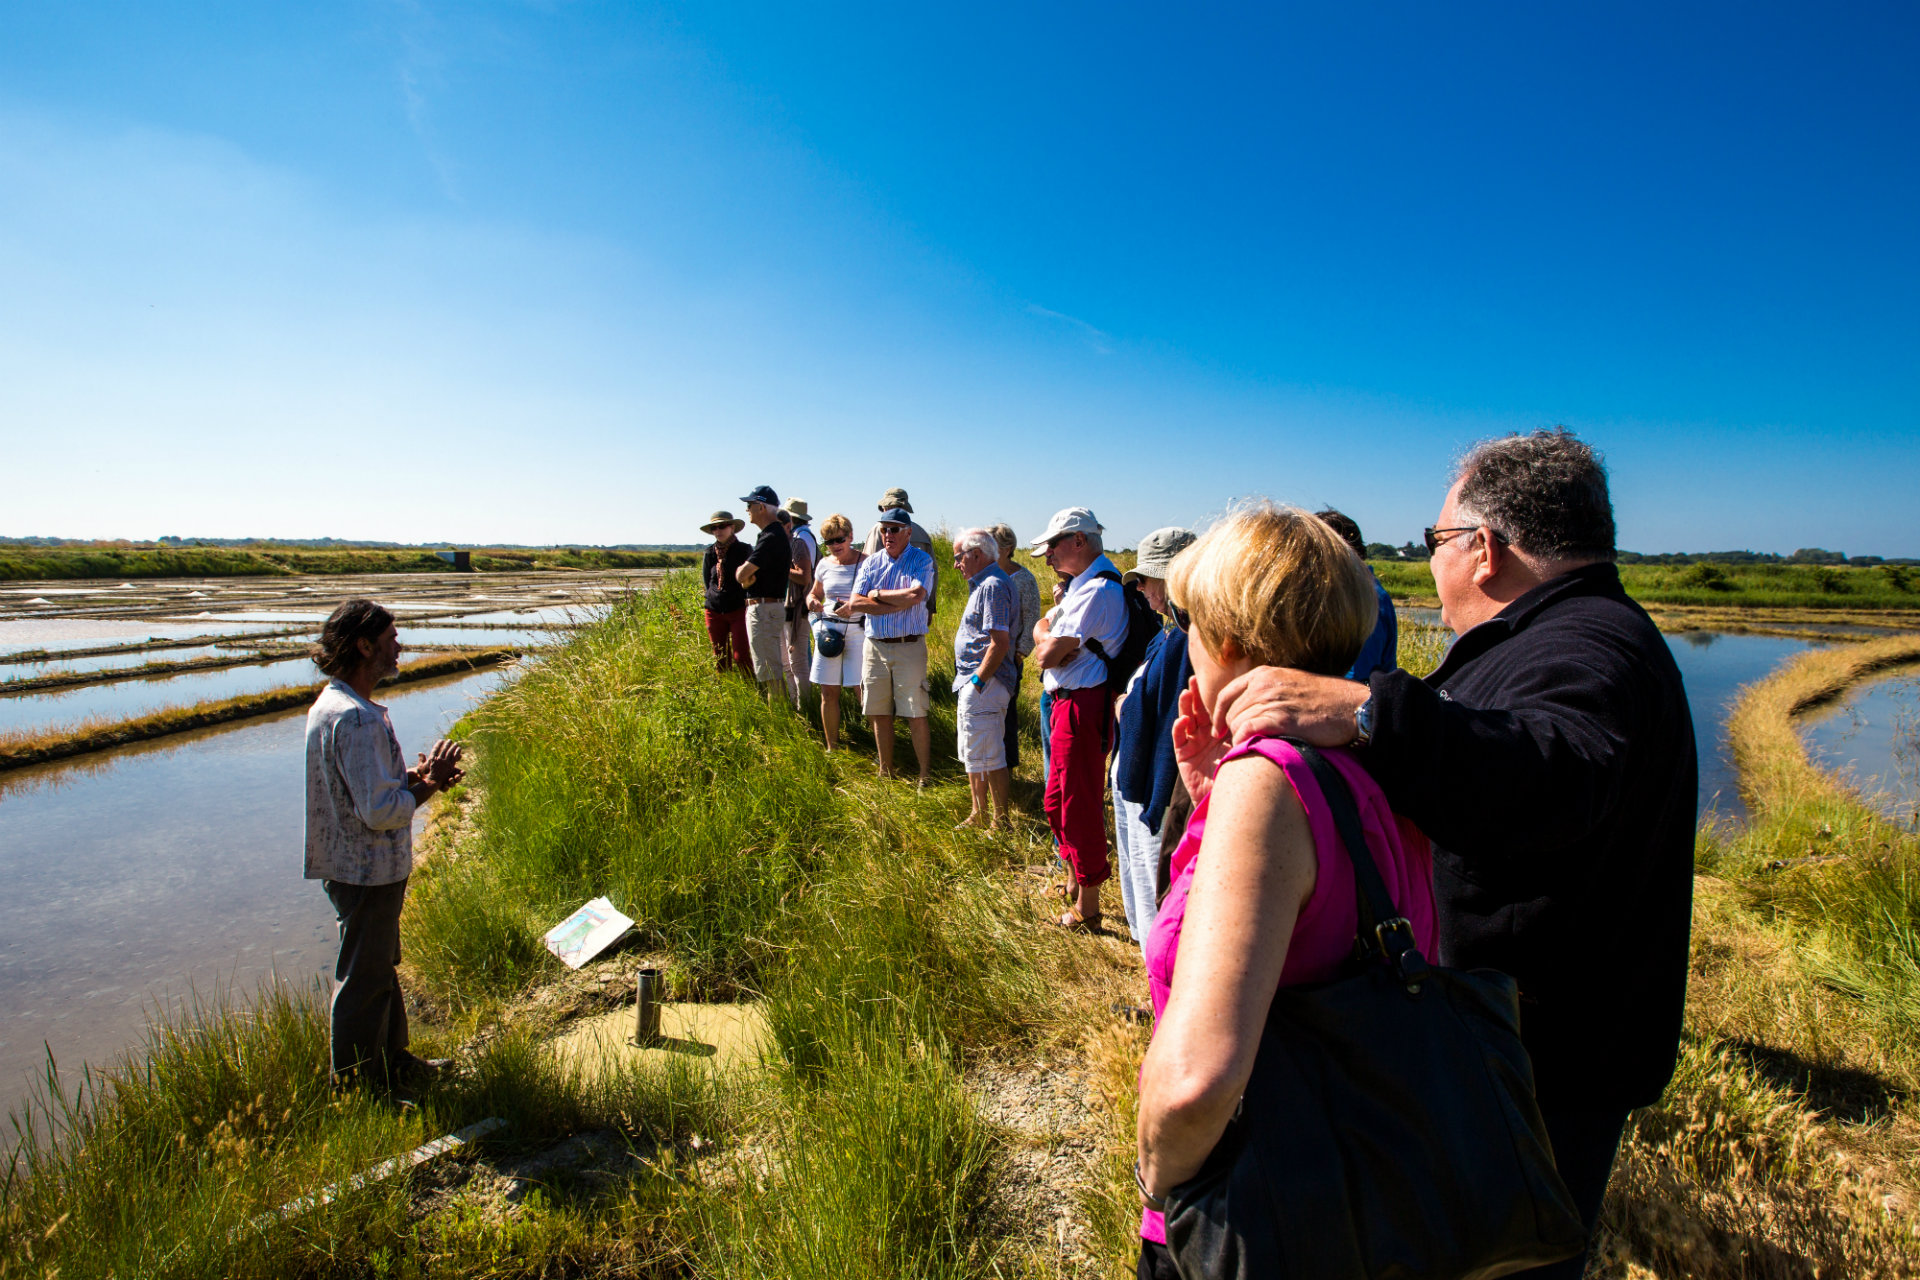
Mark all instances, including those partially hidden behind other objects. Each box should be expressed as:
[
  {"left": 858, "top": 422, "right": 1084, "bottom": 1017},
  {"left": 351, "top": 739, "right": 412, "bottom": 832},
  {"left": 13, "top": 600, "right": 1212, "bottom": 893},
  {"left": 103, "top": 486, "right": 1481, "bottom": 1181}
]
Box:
[{"left": 634, "top": 967, "right": 663, "bottom": 1046}]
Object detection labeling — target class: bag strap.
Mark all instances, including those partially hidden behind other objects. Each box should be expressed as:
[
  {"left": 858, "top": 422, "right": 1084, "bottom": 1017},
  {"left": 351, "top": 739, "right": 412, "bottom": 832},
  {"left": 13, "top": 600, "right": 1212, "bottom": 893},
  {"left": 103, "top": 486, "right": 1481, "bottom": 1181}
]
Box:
[
  {"left": 1287, "top": 739, "right": 1431, "bottom": 991},
  {"left": 1082, "top": 570, "right": 1128, "bottom": 663}
]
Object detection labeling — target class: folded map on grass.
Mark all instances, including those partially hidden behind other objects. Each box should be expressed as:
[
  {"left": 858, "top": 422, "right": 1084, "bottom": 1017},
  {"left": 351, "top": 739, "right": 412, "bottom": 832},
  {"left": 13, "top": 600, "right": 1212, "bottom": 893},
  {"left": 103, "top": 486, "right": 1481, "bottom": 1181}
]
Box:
[{"left": 543, "top": 897, "right": 635, "bottom": 969}]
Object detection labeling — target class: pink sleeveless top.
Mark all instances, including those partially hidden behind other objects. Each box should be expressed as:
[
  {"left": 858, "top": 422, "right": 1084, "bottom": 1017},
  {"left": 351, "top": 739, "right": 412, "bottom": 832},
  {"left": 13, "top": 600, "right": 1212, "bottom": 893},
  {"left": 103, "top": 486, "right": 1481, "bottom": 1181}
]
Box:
[{"left": 1139, "top": 736, "right": 1437, "bottom": 1244}]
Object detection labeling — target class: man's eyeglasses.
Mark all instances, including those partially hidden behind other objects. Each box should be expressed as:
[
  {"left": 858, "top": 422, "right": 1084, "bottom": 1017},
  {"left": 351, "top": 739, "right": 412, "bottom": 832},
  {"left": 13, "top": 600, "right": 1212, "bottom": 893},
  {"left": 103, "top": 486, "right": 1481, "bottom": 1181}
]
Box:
[
  {"left": 1423, "top": 525, "right": 1505, "bottom": 555},
  {"left": 1169, "top": 601, "right": 1191, "bottom": 633}
]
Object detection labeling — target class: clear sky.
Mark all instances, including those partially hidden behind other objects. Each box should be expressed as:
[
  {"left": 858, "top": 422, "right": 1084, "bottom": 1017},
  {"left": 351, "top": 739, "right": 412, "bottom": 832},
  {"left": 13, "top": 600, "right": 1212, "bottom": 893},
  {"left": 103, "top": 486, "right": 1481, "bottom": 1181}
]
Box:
[{"left": 2, "top": 3, "right": 1915, "bottom": 554}]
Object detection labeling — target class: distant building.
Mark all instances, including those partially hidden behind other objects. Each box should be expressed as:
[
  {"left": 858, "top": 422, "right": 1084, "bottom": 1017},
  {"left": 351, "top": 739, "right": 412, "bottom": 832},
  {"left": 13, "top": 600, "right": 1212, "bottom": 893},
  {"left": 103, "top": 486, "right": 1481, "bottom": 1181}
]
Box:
[{"left": 435, "top": 549, "right": 472, "bottom": 571}]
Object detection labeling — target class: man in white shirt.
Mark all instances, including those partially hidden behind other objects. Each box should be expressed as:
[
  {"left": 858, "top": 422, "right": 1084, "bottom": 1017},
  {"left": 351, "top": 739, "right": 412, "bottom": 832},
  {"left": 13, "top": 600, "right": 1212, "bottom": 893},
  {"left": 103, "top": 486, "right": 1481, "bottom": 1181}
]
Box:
[
  {"left": 1030, "top": 507, "right": 1130, "bottom": 932},
  {"left": 305, "top": 599, "right": 462, "bottom": 1094}
]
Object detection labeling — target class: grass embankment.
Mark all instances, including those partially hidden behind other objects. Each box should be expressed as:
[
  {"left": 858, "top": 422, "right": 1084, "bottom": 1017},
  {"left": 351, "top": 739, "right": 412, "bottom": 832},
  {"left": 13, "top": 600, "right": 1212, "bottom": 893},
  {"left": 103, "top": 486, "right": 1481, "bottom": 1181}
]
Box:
[
  {"left": 0, "top": 650, "right": 517, "bottom": 772},
  {"left": 0, "top": 547, "right": 697, "bottom": 580},
  {"left": 1373, "top": 559, "right": 1920, "bottom": 614}
]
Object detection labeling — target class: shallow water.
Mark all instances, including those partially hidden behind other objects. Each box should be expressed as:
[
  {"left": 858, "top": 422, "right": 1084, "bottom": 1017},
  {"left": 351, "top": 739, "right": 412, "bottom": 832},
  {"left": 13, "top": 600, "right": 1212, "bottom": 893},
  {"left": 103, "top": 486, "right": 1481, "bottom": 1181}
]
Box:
[
  {"left": 391, "top": 625, "right": 560, "bottom": 649},
  {"left": 455, "top": 605, "right": 608, "bottom": 625},
  {"left": 0, "top": 618, "right": 289, "bottom": 657},
  {"left": 1801, "top": 668, "right": 1920, "bottom": 824},
  {"left": 1665, "top": 632, "right": 1819, "bottom": 818},
  {"left": 0, "top": 645, "right": 233, "bottom": 679},
  {"left": 0, "top": 668, "right": 504, "bottom": 1124},
  {"left": 0, "top": 657, "right": 335, "bottom": 738}
]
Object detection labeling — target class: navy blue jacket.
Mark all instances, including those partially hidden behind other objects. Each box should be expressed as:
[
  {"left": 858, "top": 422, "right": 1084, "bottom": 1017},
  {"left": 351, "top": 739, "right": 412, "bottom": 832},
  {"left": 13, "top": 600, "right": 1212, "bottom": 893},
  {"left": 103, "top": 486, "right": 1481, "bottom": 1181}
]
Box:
[
  {"left": 1116, "top": 627, "right": 1190, "bottom": 836},
  {"left": 1362, "top": 563, "right": 1696, "bottom": 1109}
]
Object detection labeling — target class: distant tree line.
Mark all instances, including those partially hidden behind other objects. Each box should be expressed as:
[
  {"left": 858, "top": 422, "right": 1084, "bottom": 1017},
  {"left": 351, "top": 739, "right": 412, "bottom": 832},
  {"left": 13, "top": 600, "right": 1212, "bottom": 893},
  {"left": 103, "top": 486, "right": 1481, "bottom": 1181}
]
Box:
[
  {"left": 0, "top": 536, "right": 706, "bottom": 552},
  {"left": 1361, "top": 540, "right": 1915, "bottom": 567}
]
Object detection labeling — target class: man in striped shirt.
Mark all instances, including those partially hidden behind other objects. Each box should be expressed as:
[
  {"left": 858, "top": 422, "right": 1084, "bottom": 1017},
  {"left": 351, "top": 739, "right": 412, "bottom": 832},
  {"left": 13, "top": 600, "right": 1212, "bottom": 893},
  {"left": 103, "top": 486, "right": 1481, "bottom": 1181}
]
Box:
[{"left": 848, "top": 507, "right": 935, "bottom": 785}]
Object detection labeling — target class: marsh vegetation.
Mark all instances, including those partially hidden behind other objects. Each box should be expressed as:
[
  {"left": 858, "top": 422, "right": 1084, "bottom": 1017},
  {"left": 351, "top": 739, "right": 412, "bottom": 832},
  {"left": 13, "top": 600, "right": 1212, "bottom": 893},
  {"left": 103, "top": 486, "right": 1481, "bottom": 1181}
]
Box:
[{"left": 7, "top": 554, "right": 1920, "bottom": 1278}]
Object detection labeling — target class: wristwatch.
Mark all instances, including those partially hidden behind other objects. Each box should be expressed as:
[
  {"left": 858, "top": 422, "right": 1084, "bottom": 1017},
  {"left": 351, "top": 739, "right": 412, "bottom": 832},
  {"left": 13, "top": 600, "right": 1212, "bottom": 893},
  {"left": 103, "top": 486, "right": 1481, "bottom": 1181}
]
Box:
[
  {"left": 1351, "top": 692, "right": 1376, "bottom": 749},
  {"left": 969, "top": 674, "right": 983, "bottom": 689}
]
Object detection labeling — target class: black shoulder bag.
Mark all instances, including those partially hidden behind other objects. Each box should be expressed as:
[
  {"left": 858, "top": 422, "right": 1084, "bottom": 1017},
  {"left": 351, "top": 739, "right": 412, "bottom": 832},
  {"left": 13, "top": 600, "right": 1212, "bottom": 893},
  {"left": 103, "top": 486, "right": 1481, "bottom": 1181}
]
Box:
[{"left": 1162, "top": 741, "right": 1586, "bottom": 1280}]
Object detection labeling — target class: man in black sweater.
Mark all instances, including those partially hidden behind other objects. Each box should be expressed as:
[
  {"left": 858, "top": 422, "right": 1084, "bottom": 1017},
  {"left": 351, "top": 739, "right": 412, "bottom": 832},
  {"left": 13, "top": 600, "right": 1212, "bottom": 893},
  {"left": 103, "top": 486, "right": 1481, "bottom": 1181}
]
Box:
[
  {"left": 1212, "top": 429, "right": 1695, "bottom": 1279},
  {"left": 734, "top": 484, "right": 793, "bottom": 703}
]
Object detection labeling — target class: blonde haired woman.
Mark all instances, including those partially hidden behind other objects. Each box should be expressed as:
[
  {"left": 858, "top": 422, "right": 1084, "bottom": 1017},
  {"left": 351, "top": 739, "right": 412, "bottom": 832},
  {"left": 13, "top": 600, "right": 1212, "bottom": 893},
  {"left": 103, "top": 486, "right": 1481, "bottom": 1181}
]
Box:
[
  {"left": 805, "top": 512, "right": 867, "bottom": 751},
  {"left": 1132, "top": 501, "right": 1438, "bottom": 1277}
]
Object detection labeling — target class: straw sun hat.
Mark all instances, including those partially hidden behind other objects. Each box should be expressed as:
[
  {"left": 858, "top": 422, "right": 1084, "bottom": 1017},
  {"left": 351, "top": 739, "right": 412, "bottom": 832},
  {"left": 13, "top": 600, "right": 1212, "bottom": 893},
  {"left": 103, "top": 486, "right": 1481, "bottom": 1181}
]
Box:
[{"left": 700, "top": 510, "right": 746, "bottom": 534}]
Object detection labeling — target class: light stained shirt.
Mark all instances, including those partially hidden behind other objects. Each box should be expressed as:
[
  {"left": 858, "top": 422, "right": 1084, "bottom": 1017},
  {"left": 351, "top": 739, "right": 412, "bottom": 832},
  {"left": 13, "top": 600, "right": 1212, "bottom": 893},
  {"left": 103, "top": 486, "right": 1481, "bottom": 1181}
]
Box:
[
  {"left": 304, "top": 678, "right": 416, "bottom": 885},
  {"left": 1043, "top": 554, "right": 1130, "bottom": 693},
  {"left": 953, "top": 564, "right": 1019, "bottom": 694},
  {"left": 1006, "top": 564, "right": 1042, "bottom": 661},
  {"left": 853, "top": 543, "right": 935, "bottom": 639}
]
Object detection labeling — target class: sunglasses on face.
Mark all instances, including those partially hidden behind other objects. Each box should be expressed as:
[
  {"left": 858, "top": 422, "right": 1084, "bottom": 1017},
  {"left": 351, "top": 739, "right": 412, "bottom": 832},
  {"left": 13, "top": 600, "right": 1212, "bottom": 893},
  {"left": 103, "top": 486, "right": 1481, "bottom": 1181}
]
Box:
[
  {"left": 1169, "top": 601, "right": 1191, "bottom": 632},
  {"left": 1424, "top": 525, "right": 1508, "bottom": 555}
]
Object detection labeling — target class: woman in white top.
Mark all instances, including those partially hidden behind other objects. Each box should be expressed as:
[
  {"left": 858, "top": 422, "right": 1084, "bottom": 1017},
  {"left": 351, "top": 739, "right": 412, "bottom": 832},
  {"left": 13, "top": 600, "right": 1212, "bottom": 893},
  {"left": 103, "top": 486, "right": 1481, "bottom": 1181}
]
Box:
[{"left": 805, "top": 512, "right": 868, "bottom": 751}]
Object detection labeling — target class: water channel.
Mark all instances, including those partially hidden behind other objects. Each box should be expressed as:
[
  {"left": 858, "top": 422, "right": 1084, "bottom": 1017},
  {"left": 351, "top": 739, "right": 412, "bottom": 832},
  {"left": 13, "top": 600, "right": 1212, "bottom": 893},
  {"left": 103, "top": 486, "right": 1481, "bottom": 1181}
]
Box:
[
  {"left": 0, "top": 668, "right": 505, "bottom": 1123},
  {"left": 1801, "top": 666, "right": 1920, "bottom": 824},
  {"left": 0, "top": 655, "right": 393, "bottom": 739}
]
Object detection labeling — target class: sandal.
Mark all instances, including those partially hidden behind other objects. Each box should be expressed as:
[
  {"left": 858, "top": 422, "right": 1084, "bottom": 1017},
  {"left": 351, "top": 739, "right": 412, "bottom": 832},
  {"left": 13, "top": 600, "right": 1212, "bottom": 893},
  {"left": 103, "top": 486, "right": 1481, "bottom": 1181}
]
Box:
[{"left": 1049, "top": 908, "right": 1101, "bottom": 934}]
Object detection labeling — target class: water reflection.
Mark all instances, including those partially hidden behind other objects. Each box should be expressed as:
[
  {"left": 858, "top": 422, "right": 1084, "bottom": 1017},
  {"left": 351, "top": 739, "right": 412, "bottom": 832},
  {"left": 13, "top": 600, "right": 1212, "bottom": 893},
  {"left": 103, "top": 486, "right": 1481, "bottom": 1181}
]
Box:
[
  {"left": 1, "top": 645, "right": 231, "bottom": 679},
  {"left": 0, "top": 668, "right": 504, "bottom": 1124},
  {"left": 0, "top": 657, "right": 338, "bottom": 738},
  {"left": 1801, "top": 669, "right": 1920, "bottom": 824},
  {"left": 0, "top": 619, "right": 289, "bottom": 657}
]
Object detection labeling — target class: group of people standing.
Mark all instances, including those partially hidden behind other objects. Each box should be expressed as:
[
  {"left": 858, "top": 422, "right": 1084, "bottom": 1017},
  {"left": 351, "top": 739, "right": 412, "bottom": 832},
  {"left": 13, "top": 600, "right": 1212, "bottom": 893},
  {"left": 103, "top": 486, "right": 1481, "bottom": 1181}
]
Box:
[
  {"left": 305, "top": 428, "right": 1697, "bottom": 1279},
  {"left": 698, "top": 483, "right": 1047, "bottom": 811}
]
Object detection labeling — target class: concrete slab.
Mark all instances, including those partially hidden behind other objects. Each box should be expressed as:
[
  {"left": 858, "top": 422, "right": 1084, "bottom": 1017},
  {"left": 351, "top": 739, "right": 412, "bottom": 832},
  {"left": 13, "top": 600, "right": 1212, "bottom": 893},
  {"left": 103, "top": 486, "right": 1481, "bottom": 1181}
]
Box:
[{"left": 550, "top": 1002, "right": 775, "bottom": 1083}]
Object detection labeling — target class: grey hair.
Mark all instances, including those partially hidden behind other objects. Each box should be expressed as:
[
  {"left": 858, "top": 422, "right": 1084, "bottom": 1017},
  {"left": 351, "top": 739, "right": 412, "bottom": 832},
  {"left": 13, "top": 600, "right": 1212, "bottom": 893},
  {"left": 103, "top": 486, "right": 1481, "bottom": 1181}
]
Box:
[
  {"left": 987, "top": 523, "right": 1017, "bottom": 556},
  {"left": 1081, "top": 530, "right": 1104, "bottom": 555},
  {"left": 1455, "top": 428, "right": 1615, "bottom": 563},
  {"left": 955, "top": 528, "right": 998, "bottom": 560}
]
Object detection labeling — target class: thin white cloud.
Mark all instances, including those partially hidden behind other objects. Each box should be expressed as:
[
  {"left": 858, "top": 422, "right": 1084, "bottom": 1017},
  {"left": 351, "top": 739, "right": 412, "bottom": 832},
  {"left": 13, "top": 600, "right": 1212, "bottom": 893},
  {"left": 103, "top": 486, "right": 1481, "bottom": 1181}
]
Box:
[
  {"left": 1025, "top": 302, "right": 1114, "bottom": 355},
  {"left": 388, "top": 0, "right": 462, "bottom": 202}
]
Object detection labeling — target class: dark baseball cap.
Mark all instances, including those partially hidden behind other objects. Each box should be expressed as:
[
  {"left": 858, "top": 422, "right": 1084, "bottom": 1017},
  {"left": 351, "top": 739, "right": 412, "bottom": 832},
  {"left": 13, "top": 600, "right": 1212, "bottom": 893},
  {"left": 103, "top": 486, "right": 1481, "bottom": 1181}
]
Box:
[{"left": 739, "top": 484, "right": 779, "bottom": 507}]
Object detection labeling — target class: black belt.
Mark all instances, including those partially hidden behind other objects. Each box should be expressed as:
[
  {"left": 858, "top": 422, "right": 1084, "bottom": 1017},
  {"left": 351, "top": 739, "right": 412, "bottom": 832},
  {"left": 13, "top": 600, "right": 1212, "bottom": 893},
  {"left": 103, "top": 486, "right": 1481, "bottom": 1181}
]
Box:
[{"left": 874, "top": 634, "right": 924, "bottom": 644}]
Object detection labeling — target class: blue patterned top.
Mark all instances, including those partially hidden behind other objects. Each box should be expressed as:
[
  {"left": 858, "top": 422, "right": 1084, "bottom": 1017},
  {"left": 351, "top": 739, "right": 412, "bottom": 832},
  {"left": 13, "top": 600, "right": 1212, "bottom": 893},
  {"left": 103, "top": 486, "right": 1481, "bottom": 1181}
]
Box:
[{"left": 852, "top": 543, "right": 935, "bottom": 639}]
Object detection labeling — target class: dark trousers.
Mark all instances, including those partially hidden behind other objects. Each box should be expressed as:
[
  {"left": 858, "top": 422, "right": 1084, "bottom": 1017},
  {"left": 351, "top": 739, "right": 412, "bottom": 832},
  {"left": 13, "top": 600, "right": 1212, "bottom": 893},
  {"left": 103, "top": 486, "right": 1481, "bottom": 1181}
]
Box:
[
  {"left": 1515, "top": 1104, "right": 1633, "bottom": 1279},
  {"left": 1138, "top": 1240, "right": 1178, "bottom": 1280},
  {"left": 1003, "top": 668, "right": 1022, "bottom": 770},
  {"left": 704, "top": 607, "right": 751, "bottom": 674},
  {"left": 324, "top": 877, "right": 411, "bottom": 1085}
]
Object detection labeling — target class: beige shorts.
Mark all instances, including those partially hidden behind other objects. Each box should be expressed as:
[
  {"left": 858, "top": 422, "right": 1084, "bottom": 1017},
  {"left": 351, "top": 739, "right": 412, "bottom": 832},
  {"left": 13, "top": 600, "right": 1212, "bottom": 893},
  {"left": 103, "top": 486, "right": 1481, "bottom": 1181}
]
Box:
[
  {"left": 957, "top": 677, "right": 1012, "bottom": 773},
  {"left": 746, "top": 600, "right": 787, "bottom": 683},
  {"left": 861, "top": 635, "right": 930, "bottom": 718}
]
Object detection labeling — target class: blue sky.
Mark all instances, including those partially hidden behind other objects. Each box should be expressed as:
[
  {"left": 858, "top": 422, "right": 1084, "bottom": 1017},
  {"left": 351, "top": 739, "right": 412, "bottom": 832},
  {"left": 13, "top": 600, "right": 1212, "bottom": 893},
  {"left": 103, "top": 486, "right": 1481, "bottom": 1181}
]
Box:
[{"left": 1, "top": 3, "right": 1915, "bottom": 554}]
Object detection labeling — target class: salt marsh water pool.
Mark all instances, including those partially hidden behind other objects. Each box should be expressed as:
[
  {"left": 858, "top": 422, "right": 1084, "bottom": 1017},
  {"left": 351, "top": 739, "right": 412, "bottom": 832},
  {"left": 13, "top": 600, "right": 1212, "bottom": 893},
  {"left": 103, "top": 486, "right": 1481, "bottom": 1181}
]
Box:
[
  {"left": 0, "top": 656, "right": 348, "bottom": 738},
  {"left": 1801, "top": 667, "right": 1920, "bottom": 824},
  {"left": 0, "top": 668, "right": 505, "bottom": 1124}
]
